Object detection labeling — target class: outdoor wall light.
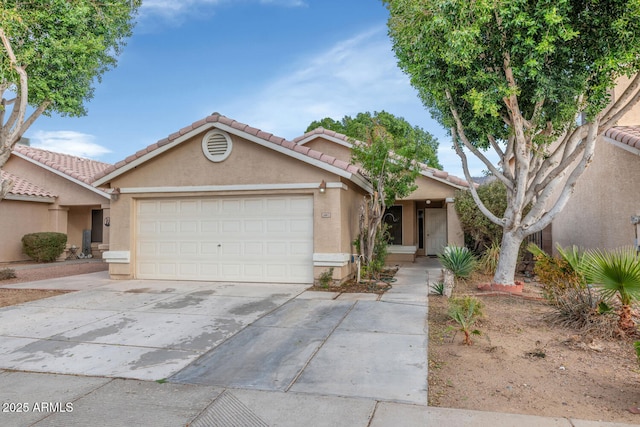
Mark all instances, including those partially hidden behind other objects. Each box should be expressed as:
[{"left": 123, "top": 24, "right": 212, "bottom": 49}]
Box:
[
  {"left": 426, "top": 199, "right": 431, "bottom": 204},
  {"left": 104, "top": 217, "right": 110, "bottom": 227},
  {"left": 319, "top": 180, "right": 326, "bottom": 193},
  {"left": 110, "top": 188, "right": 120, "bottom": 201}
]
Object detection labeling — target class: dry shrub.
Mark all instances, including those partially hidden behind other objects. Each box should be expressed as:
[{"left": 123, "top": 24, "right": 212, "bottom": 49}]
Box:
[
  {"left": 544, "top": 286, "right": 622, "bottom": 338},
  {"left": 0, "top": 268, "right": 16, "bottom": 281}
]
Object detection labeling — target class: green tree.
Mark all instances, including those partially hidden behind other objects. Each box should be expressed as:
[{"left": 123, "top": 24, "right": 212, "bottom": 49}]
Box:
[
  {"left": 307, "top": 111, "right": 441, "bottom": 272},
  {"left": 306, "top": 111, "right": 441, "bottom": 169},
  {"left": 384, "top": 0, "right": 640, "bottom": 287},
  {"left": 0, "top": 0, "right": 141, "bottom": 199}
]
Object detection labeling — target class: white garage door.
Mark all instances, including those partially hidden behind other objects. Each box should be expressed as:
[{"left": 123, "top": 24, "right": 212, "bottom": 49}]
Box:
[{"left": 136, "top": 195, "right": 314, "bottom": 283}]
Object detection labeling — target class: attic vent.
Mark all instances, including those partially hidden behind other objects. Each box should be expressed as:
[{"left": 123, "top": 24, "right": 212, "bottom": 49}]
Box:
[{"left": 202, "top": 130, "right": 232, "bottom": 162}]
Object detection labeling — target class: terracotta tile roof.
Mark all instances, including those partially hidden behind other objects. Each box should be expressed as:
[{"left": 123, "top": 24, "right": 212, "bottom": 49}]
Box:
[
  {"left": 604, "top": 126, "right": 640, "bottom": 150},
  {"left": 1, "top": 170, "right": 55, "bottom": 198},
  {"left": 12, "top": 145, "right": 112, "bottom": 185},
  {"left": 294, "top": 127, "right": 472, "bottom": 188},
  {"left": 93, "top": 113, "right": 365, "bottom": 183}
]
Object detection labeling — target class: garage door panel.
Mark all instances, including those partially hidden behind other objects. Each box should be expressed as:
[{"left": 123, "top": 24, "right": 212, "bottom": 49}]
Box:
[
  {"left": 266, "top": 220, "right": 287, "bottom": 233},
  {"left": 201, "top": 221, "right": 218, "bottom": 233},
  {"left": 159, "top": 201, "right": 178, "bottom": 213},
  {"left": 136, "top": 195, "right": 313, "bottom": 283},
  {"left": 244, "top": 220, "right": 263, "bottom": 233}
]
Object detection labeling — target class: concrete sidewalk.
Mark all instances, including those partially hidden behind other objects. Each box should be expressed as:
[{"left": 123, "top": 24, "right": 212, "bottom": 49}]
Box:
[{"left": 0, "top": 259, "right": 637, "bottom": 426}]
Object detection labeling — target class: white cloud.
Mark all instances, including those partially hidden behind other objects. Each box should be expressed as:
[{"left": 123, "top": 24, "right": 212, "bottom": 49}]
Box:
[
  {"left": 140, "top": 0, "right": 305, "bottom": 18},
  {"left": 219, "top": 27, "right": 420, "bottom": 138},
  {"left": 31, "top": 131, "right": 111, "bottom": 159},
  {"left": 213, "top": 26, "right": 498, "bottom": 178}
]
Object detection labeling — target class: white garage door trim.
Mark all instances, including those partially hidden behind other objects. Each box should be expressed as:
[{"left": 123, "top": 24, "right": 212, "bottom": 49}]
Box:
[{"left": 135, "top": 195, "right": 314, "bottom": 283}]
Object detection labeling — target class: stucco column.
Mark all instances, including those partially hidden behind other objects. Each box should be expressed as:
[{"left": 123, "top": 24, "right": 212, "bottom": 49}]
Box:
[
  {"left": 101, "top": 203, "right": 111, "bottom": 247},
  {"left": 48, "top": 206, "right": 69, "bottom": 234},
  {"left": 446, "top": 198, "right": 464, "bottom": 247}
]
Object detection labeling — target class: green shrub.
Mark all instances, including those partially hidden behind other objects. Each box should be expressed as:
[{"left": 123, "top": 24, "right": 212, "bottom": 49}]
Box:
[
  {"left": 528, "top": 243, "right": 584, "bottom": 303},
  {"left": 21, "top": 232, "right": 67, "bottom": 262},
  {"left": 479, "top": 240, "right": 501, "bottom": 275},
  {"left": 317, "top": 268, "right": 334, "bottom": 288},
  {"left": 430, "top": 281, "right": 445, "bottom": 295},
  {"left": 438, "top": 246, "right": 477, "bottom": 279},
  {"left": 0, "top": 268, "right": 16, "bottom": 280}
]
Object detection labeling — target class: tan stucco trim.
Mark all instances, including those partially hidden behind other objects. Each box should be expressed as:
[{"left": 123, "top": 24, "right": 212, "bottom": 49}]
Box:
[
  {"left": 313, "top": 252, "right": 351, "bottom": 267},
  {"left": 12, "top": 151, "right": 110, "bottom": 199},
  {"left": 117, "top": 182, "right": 348, "bottom": 194},
  {"left": 387, "top": 245, "right": 417, "bottom": 254}
]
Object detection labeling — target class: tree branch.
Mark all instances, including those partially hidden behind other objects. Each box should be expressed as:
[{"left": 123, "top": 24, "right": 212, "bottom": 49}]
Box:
[
  {"left": 0, "top": 28, "right": 29, "bottom": 149},
  {"left": 524, "top": 121, "right": 598, "bottom": 234},
  {"left": 451, "top": 127, "right": 505, "bottom": 227},
  {"left": 445, "top": 89, "right": 512, "bottom": 190},
  {"left": 600, "top": 73, "right": 640, "bottom": 125}
]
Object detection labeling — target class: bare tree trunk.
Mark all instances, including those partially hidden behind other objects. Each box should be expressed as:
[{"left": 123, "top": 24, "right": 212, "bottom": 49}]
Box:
[{"left": 492, "top": 230, "right": 524, "bottom": 286}]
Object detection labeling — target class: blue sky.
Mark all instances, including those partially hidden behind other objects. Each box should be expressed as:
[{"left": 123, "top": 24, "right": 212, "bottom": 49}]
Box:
[{"left": 24, "top": 0, "right": 493, "bottom": 177}]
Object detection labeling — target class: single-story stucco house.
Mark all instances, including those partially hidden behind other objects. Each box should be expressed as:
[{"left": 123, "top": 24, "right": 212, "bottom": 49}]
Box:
[
  {"left": 551, "top": 78, "right": 640, "bottom": 252},
  {"left": 0, "top": 143, "right": 111, "bottom": 262},
  {"left": 93, "top": 113, "right": 468, "bottom": 284}
]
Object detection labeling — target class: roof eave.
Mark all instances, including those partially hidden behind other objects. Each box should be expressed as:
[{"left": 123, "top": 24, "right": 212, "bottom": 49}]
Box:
[
  {"left": 604, "top": 135, "right": 640, "bottom": 157},
  {"left": 5, "top": 194, "right": 56, "bottom": 203}
]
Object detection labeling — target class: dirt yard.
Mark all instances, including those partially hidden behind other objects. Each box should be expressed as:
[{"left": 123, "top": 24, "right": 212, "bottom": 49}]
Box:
[
  {"left": 429, "top": 276, "right": 640, "bottom": 424},
  {"left": 0, "top": 261, "right": 107, "bottom": 307}
]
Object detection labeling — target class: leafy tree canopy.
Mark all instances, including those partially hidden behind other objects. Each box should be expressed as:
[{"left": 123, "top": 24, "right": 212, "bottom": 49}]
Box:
[
  {"left": 1, "top": 0, "right": 141, "bottom": 119},
  {"left": 383, "top": 0, "right": 640, "bottom": 286},
  {"left": 306, "top": 110, "right": 442, "bottom": 169},
  {"left": 383, "top": 0, "right": 640, "bottom": 147}
]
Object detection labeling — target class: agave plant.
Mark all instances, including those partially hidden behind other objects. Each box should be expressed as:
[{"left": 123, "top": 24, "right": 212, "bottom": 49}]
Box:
[
  {"left": 438, "top": 246, "right": 477, "bottom": 279},
  {"left": 582, "top": 247, "right": 640, "bottom": 331}
]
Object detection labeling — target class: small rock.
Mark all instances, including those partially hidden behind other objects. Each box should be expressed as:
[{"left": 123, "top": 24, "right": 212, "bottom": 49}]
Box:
[{"left": 559, "top": 366, "right": 566, "bottom": 371}]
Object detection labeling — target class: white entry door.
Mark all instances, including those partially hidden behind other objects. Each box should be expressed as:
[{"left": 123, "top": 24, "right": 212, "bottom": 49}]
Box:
[
  {"left": 135, "top": 195, "right": 314, "bottom": 283},
  {"left": 426, "top": 209, "right": 447, "bottom": 255}
]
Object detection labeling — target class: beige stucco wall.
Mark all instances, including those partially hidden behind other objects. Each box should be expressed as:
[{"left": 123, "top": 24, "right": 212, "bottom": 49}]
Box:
[
  {"left": 105, "top": 131, "right": 366, "bottom": 282},
  {"left": 552, "top": 137, "right": 640, "bottom": 250},
  {"left": 447, "top": 201, "right": 464, "bottom": 247},
  {"left": 0, "top": 200, "right": 51, "bottom": 261},
  {"left": 614, "top": 76, "right": 640, "bottom": 126}
]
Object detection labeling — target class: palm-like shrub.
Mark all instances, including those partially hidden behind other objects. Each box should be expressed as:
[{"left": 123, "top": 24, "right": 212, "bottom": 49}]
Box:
[
  {"left": 438, "top": 246, "right": 477, "bottom": 279},
  {"left": 582, "top": 247, "right": 640, "bottom": 331},
  {"left": 448, "top": 296, "right": 483, "bottom": 345}
]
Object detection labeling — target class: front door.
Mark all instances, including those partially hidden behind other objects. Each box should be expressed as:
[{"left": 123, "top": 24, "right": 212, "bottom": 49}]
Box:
[{"left": 426, "top": 209, "right": 447, "bottom": 255}]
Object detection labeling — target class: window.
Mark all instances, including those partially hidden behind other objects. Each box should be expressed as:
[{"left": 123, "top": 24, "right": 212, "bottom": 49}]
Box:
[
  {"left": 202, "top": 130, "right": 232, "bottom": 162},
  {"left": 383, "top": 206, "right": 403, "bottom": 245}
]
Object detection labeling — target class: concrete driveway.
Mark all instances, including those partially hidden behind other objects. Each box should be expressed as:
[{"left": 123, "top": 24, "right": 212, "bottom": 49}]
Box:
[{"left": 0, "top": 263, "right": 431, "bottom": 407}]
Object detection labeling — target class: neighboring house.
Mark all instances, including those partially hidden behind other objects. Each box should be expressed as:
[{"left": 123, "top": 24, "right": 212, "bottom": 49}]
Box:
[
  {"left": 551, "top": 78, "right": 640, "bottom": 252},
  {"left": 93, "top": 113, "right": 469, "bottom": 284},
  {"left": 0, "top": 144, "right": 111, "bottom": 262}
]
